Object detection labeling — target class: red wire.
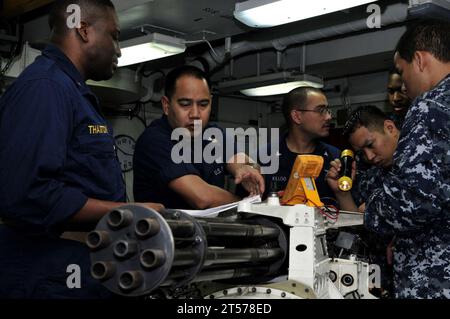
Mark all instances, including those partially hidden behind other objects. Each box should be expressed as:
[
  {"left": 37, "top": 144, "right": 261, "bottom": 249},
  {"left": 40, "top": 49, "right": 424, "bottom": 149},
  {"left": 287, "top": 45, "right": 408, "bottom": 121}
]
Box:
[
  {"left": 322, "top": 205, "right": 340, "bottom": 220},
  {"left": 279, "top": 191, "right": 340, "bottom": 221},
  {"left": 306, "top": 198, "right": 340, "bottom": 220}
]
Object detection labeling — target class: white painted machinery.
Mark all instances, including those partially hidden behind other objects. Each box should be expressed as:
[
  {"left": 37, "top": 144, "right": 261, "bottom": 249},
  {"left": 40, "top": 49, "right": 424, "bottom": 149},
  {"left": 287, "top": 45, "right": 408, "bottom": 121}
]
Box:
[{"left": 88, "top": 199, "right": 378, "bottom": 299}]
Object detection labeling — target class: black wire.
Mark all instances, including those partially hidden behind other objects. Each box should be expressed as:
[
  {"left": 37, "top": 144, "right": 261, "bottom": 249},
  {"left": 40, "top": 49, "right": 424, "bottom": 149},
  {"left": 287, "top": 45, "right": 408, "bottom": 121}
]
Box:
[
  {"left": 141, "top": 69, "right": 164, "bottom": 78},
  {"left": 140, "top": 96, "right": 161, "bottom": 104},
  {"left": 127, "top": 103, "right": 147, "bottom": 128},
  {"left": 343, "top": 290, "right": 361, "bottom": 299},
  {"left": 321, "top": 196, "right": 339, "bottom": 207},
  {"left": 133, "top": 114, "right": 147, "bottom": 128},
  {"left": 134, "top": 101, "right": 141, "bottom": 117},
  {"left": 139, "top": 69, "right": 165, "bottom": 104},
  {"left": 143, "top": 102, "right": 147, "bottom": 127},
  {"left": 13, "top": 21, "right": 24, "bottom": 57},
  {"left": 1, "top": 21, "right": 24, "bottom": 76},
  {"left": 103, "top": 101, "right": 148, "bottom": 130}
]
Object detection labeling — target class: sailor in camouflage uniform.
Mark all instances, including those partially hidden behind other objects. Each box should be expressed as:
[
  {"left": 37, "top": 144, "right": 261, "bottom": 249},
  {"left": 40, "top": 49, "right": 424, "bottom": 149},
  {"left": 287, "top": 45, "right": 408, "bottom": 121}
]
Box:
[
  {"left": 326, "top": 106, "right": 401, "bottom": 213},
  {"left": 327, "top": 105, "right": 401, "bottom": 296},
  {"left": 364, "top": 19, "right": 450, "bottom": 299}
]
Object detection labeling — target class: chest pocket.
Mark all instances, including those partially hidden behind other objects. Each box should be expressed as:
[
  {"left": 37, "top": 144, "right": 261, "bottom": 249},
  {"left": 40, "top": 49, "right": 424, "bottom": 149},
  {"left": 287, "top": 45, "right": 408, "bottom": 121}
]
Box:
[
  {"left": 76, "top": 134, "right": 116, "bottom": 158},
  {"left": 70, "top": 133, "right": 122, "bottom": 194}
]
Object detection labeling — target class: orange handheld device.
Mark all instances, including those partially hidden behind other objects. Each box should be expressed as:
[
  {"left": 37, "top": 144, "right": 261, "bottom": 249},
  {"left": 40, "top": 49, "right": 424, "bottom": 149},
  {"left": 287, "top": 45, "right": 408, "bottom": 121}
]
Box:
[{"left": 281, "top": 155, "right": 324, "bottom": 207}]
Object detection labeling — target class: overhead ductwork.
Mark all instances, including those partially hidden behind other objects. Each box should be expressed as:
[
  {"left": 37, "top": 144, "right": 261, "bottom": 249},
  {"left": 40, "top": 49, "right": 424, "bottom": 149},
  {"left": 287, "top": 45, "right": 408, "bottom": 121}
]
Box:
[
  {"left": 201, "top": 2, "right": 409, "bottom": 72},
  {"left": 408, "top": 0, "right": 450, "bottom": 20},
  {"left": 111, "top": 0, "right": 156, "bottom": 13}
]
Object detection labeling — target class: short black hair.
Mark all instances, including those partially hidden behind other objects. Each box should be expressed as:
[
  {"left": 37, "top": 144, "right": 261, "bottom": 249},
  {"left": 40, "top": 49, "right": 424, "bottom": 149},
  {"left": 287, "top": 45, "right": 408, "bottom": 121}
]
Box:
[
  {"left": 48, "top": 0, "right": 115, "bottom": 36},
  {"left": 396, "top": 19, "right": 450, "bottom": 63},
  {"left": 164, "top": 65, "right": 211, "bottom": 99},
  {"left": 281, "top": 86, "right": 324, "bottom": 127},
  {"left": 343, "top": 105, "right": 392, "bottom": 137}
]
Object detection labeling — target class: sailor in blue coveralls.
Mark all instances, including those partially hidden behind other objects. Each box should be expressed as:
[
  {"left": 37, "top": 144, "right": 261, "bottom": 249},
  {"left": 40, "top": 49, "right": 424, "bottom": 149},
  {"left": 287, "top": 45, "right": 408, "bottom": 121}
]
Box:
[
  {"left": 134, "top": 65, "right": 265, "bottom": 210},
  {"left": 260, "top": 87, "right": 340, "bottom": 206},
  {"left": 134, "top": 113, "right": 230, "bottom": 209},
  {"left": 0, "top": 0, "right": 162, "bottom": 298}
]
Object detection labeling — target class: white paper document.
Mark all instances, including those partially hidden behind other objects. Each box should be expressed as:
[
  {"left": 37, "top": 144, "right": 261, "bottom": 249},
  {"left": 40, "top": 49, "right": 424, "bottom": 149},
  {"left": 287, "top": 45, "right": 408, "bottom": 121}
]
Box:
[{"left": 178, "top": 195, "right": 261, "bottom": 218}]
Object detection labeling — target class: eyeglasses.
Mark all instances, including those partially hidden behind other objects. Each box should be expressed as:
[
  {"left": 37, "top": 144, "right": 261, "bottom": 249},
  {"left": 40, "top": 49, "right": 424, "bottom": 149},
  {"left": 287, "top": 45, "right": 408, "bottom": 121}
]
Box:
[{"left": 295, "top": 106, "right": 332, "bottom": 116}]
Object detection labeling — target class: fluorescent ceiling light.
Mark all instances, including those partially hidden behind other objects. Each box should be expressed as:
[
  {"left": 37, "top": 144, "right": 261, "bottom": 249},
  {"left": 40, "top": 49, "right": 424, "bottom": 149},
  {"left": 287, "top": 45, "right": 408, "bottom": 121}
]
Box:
[
  {"left": 118, "top": 33, "right": 186, "bottom": 67},
  {"left": 234, "top": 0, "right": 378, "bottom": 28},
  {"left": 240, "top": 80, "right": 323, "bottom": 96},
  {"left": 218, "top": 71, "right": 324, "bottom": 97}
]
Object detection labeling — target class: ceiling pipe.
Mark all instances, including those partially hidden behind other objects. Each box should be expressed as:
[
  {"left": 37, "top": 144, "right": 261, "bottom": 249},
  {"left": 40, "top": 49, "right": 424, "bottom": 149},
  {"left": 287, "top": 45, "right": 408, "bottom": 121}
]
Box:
[
  {"left": 112, "top": 0, "right": 155, "bottom": 13},
  {"left": 201, "top": 2, "right": 408, "bottom": 73}
]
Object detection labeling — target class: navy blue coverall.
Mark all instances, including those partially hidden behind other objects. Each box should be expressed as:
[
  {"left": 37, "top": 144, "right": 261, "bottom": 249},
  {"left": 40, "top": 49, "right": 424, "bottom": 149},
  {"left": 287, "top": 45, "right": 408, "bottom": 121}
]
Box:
[{"left": 0, "top": 44, "right": 125, "bottom": 298}]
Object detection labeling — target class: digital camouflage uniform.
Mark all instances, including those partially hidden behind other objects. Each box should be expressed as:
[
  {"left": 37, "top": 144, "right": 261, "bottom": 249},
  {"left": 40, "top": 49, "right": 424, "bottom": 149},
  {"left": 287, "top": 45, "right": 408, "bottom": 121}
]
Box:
[
  {"left": 353, "top": 166, "right": 394, "bottom": 296},
  {"left": 355, "top": 166, "right": 383, "bottom": 206},
  {"left": 364, "top": 74, "right": 450, "bottom": 299}
]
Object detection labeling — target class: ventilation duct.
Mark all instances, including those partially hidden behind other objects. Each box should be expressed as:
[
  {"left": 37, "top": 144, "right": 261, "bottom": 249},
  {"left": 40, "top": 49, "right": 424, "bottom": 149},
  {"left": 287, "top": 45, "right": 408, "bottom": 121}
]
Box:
[
  {"left": 408, "top": 0, "right": 450, "bottom": 20},
  {"left": 201, "top": 2, "right": 409, "bottom": 72}
]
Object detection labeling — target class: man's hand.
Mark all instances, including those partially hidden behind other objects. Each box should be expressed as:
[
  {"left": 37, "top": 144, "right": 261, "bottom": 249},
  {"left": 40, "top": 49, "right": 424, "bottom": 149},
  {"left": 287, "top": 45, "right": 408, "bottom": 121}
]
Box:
[
  {"left": 325, "top": 158, "right": 356, "bottom": 194},
  {"left": 358, "top": 203, "right": 366, "bottom": 213},
  {"left": 226, "top": 153, "right": 265, "bottom": 196},
  {"left": 234, "top": 165, "right": 265, "bottom": 196},
  {"left": 325, "top": 158, "right": 359, "bottom": 212}
]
